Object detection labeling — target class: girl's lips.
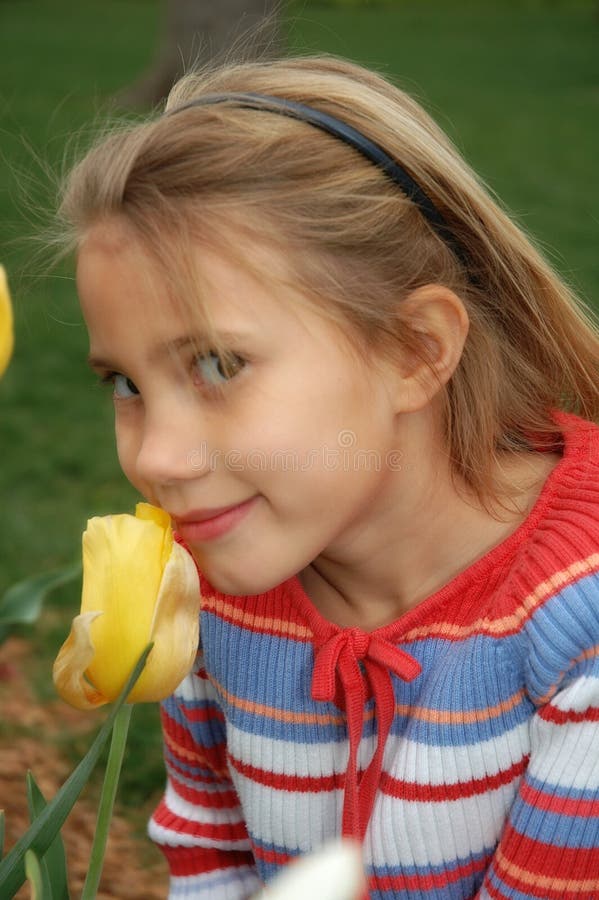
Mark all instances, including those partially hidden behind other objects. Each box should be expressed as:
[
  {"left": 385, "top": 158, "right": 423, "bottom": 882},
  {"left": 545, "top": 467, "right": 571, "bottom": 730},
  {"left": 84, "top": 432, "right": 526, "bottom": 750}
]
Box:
[{"left": 174, "top": 496, "right": 258, "bottom": 542}]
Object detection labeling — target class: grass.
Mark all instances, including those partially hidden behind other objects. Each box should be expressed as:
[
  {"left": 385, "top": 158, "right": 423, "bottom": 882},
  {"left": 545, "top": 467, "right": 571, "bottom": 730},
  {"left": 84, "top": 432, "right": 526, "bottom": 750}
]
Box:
[{"left": 1, "top": 0, "right": 598, "bottom": 810}]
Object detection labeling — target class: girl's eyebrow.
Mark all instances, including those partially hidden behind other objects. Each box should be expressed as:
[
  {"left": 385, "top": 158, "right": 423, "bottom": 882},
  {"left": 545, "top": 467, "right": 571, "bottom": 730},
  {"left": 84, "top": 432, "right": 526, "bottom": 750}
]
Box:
[{"left": 87, "top": 330, "right": 250, "bottom": 371}]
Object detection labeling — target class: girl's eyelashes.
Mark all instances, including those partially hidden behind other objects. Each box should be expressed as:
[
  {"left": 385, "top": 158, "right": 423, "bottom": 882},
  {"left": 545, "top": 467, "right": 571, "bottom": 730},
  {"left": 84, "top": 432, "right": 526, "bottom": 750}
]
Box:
[
  {"left": 95, "top": 350, "right": 245, "bottom": 398},
  {"left": 100, "top": 372, "right": 140, "bottom": 399},
  {"left": 193, "top": 350, "right": 246, "bottom": 388}
]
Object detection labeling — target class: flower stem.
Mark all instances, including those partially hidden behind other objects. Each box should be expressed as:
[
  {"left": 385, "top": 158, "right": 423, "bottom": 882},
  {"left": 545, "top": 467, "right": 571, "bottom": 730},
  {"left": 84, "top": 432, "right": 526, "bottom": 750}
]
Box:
[{"left": 81, "top": 704, "right": 133, "bottom": 900}]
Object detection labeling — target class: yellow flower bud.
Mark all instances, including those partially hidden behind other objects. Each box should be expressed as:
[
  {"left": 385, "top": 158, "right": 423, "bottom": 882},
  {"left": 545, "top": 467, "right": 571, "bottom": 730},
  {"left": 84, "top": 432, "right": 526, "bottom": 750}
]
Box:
[
  {"left": 0, "top": 265, "right": 14, "bottom": 377},
  {"left": 53, "top": 503, "right": 200, "bottom": 710}
]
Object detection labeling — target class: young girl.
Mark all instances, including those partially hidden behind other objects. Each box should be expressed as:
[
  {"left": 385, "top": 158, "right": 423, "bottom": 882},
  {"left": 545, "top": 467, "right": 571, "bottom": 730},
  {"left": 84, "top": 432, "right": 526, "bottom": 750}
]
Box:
[{"left": 59, "top": 56, "right": 599, "bottom": 899}]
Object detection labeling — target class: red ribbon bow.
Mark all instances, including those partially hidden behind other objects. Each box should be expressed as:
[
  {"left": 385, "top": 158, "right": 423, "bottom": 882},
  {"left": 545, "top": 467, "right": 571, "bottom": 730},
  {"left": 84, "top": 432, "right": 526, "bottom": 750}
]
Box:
[{"left": 312, "top": 628, "right": 421, "bottom": 840}]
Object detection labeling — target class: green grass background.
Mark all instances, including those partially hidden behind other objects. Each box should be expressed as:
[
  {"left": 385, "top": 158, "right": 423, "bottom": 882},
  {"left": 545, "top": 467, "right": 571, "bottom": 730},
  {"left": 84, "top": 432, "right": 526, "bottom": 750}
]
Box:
[{"left": 1, "top": 0, "right": 598, "bottom": 805}]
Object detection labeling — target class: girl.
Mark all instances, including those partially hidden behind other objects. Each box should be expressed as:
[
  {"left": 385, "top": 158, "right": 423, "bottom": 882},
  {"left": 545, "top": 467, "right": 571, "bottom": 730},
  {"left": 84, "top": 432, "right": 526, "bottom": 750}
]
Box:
[{"left": 59, "top": 56, "right": 599, "bottom": 899}]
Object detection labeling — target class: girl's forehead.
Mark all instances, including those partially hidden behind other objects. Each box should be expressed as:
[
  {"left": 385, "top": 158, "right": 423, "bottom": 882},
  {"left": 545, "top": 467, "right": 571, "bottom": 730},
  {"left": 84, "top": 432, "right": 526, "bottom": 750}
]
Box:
[
  {"left": 77, "top": 216, "right": 346, "bottom": 348},
  {"left": 79, "top": 214, "right": 288, "bottom": 295}
]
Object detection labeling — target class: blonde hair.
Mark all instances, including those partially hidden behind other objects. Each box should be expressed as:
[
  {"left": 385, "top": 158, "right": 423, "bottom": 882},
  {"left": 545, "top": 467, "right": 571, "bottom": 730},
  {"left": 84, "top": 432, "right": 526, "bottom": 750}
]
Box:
[{"left": 58, "top": 55, "right": 599, "bottom": 513}]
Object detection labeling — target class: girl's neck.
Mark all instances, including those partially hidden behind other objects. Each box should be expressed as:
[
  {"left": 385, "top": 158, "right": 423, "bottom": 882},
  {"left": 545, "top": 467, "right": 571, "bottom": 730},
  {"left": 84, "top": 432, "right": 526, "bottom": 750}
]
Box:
[{"left": 299, "top": 441, "right": 561, "bottom": 632}]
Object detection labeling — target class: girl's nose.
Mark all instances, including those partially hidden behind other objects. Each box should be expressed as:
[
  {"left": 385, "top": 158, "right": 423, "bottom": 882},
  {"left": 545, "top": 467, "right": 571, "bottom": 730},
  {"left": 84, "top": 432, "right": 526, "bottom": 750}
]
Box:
[{"left": 135, "top": 410, "right": 213, "bottom": 487}]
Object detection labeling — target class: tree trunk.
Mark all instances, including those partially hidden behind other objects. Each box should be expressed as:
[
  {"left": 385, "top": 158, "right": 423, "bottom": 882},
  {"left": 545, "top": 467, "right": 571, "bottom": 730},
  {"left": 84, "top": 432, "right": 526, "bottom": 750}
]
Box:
[{"left": 116, "top": 0, "right": 283, "bottom": 110}]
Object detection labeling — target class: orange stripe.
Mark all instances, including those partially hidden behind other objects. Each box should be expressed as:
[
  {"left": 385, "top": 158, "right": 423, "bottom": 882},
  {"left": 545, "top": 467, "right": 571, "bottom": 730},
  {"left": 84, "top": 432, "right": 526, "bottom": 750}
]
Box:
[
  {"left": 210, "top": 675, "right": 525, "bottom": 729},
  {"left": 495, "top": 844, "right": 599, "bottom": 892},
  {"left": 209, "top": 674, "right": 348, "bottom": 726},
  {"left": 202, "top": 595, "right": 313, "bottom": 640},
  {"left": 395, "top": 689, "right": 525, "bottom": 725},
  {"left": 538, "top": 644, "right": 599, "bottom": 704},
  {"left": 403, "top": 553, "right": 599, "bottom": 642},
  {"left": 163, "top": 730, "right": 231, "bottom": 778}
]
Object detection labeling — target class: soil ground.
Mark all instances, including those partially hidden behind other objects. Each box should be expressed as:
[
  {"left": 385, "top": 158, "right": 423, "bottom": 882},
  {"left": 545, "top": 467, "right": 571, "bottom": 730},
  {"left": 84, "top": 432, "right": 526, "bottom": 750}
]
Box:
[{"left": 0, "top": 638, "right": 169, "bottom": 899}]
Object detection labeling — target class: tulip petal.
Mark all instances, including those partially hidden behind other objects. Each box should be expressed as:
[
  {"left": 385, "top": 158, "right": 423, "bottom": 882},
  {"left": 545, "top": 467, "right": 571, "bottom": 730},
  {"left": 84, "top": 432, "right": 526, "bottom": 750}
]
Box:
[
  {"left": 54, "top": 503, "right": 201, "bottom": 708},
  {"left": 127, "top": 541, "right": 200, "bottom": 702},
  {"left": 0, "top": 265, "right": 14, "bottom": 378},
  {"left": 135, "top": 502, "right": 173, "bottom": 569},
  {"left": 81, "top": 512, "right": 170, "bottom": 699},
  {"left": 53, "top": 612, "right": 107, "bottom": 710}
]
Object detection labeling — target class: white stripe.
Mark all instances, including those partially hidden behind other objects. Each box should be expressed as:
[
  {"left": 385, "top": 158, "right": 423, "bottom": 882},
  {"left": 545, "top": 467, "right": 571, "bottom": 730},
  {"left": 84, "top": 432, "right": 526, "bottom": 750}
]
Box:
[
  {"left": 173, "top": 666, "right": 219, "bottom": 704},
  {"left": 230, "top": 768, "right": 518, "bottom": 867},
  {"left": 169, "top": 867, "right": 260, "bottom": 899},
  {"left": 529, "top": 714, "right": 599, "bottom": 789},
  {"left": 162, "top": 781, "right": 243, "bottom": 826},
  {"left": 167, "top": 767, "right": 237, "bottom": 795},
  {"left": 226, "top": 720, "right": 530, "bottom": 784},
  {"left": 227, "top": 721, "right": 350, "bottom": 777},
  {"left": 369, "top": 785, "right": 513, "bottom": 867},
  {"left": 388, "top": 720, "right": 529, "bottom": 785},
  {"left": 148, "top": 817, "right": 252, "bottom": 852},
  {"left": 231, "top": 769, "right": 343, "bottom": 852},
  {"left": 549, "top": 674, "right": 599, "bottom": 712}
]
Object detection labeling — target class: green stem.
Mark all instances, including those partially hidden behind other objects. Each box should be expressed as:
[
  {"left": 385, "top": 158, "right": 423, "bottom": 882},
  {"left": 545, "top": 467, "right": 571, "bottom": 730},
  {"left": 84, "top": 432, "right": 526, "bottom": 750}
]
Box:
[{"left": 81, "top": 704, "right": 133, "bottom": 900}]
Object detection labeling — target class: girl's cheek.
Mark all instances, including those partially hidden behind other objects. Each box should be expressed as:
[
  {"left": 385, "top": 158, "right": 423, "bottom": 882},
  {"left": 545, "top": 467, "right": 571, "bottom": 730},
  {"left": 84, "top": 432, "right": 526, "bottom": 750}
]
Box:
[{"left": 115, "top": 420, "right": 142, "bottom": 485}]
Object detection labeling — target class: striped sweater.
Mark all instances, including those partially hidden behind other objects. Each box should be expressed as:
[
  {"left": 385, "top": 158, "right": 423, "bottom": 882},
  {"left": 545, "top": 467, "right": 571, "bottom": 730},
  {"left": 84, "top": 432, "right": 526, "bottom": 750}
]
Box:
[{"left": 149, "top": 412, "right": 599, "bottom": 899}]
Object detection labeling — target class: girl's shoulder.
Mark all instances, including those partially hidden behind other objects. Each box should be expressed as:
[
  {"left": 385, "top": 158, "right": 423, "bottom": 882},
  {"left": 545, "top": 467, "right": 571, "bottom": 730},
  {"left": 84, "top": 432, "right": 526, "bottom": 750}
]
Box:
[{"left": 539, "top": 411, "right": 599, "bottom": 532}]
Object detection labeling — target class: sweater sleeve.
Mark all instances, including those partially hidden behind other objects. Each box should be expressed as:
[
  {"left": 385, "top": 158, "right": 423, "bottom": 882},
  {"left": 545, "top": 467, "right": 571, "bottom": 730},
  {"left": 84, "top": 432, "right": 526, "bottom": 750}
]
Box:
[
  {"left": 478, "top": 565, "right": 599, "bottom": 899},
  {"left": 148, "top": 651, "right": 261, "bottom": 899}
]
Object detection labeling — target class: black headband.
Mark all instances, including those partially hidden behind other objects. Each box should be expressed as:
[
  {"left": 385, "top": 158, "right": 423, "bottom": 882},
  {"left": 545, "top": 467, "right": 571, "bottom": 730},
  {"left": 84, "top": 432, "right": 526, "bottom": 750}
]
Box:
[{"left": 167, "top": 92, "right": 472, "bottom": 273}]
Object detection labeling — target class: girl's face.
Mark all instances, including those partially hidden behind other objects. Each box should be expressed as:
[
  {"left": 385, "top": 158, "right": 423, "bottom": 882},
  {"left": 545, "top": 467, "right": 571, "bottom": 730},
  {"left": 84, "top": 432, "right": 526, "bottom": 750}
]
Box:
[{"left": 77, "top": 218, "right": 406, "bottom": 596}]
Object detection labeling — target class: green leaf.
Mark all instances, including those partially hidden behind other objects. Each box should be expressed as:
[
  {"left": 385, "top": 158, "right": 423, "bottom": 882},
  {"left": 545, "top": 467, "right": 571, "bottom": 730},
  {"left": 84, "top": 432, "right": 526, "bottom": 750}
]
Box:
[
  {"left": 27, "top": 773, "right": 70, "bottom": 900},
  {"left": 0, "top": 563, "right": 82, "bottom": 629},
  {"left": 0, "top": 643, "right": 152, "bottom": 897},
  {"left": 26, "top": 776, "right": 53, "bottom": 899},
  {"left": 25, "top": 849, "right": 45, "bottom": 900}
]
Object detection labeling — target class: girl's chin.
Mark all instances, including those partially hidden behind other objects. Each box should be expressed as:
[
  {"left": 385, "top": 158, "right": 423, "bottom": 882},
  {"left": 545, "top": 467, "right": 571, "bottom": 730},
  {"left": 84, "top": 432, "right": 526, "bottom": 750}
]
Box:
[{"left": 193, "top": 553, "right": 299, "bottom": 598}]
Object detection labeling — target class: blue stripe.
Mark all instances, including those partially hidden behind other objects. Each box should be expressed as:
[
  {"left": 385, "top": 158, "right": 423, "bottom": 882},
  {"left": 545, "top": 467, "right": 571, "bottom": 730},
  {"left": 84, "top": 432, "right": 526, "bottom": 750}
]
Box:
[
  {"left": 526, "top": 571, "right": 599, "bottom": 700},
  {"left": 202, "top": 611, "right": 535, "bottom": 744},
  {"left": 171, "top": 867, "right": 256, "bottom": 897},
  {"left": 513, "top": 788, "right": 599, "bottom": 849},
  {"left": 527, "top": 772, "right": 599, "bottom": 803},
  {"left": 162, "top": 696, "right": 226, "bottom": 749}
]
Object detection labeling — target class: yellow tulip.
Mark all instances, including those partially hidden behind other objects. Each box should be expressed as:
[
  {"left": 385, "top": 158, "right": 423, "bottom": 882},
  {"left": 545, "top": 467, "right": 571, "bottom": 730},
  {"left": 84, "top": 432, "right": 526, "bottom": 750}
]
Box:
[
  {"left": 53, "top": 503, "right": 200, "bottom": 710},
  {"left": 0, "top": 265, "right": 14, "bottom": 377}
]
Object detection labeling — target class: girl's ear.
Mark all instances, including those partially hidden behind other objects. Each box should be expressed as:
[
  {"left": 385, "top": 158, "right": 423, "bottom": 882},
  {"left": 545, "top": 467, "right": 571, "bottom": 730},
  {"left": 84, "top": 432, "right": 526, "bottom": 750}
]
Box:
[{"left": 392, "top": 283, "right": 469, "bottom": 413}]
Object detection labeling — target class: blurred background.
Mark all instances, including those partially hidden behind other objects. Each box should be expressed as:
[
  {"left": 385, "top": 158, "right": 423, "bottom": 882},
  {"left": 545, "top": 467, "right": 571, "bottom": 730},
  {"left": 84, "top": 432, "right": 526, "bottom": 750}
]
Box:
[{"left": 1, "top": 0, "right": 598, "bottom": 895}]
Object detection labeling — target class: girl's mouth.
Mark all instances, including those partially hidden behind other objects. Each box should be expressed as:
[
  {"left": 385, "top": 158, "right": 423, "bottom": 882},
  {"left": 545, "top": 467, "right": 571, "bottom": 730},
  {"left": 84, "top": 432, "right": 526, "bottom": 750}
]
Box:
[{"left": 173, "top": 496, "right": 258, "bottom": 542}]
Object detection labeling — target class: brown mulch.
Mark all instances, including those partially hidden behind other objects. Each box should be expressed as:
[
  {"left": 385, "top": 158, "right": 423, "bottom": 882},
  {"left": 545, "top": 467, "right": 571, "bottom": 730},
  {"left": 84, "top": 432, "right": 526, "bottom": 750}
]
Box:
[{"left": 0, "top": 638, "right": 169, "bottom": 899}]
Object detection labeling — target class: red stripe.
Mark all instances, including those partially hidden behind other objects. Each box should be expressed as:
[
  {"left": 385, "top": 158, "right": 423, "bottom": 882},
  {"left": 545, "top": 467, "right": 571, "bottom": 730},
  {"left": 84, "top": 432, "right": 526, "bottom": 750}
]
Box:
[
  {"left": 380, "top": 756, "right": 528, "bottom": 802},
  {"left": 228, "top": 753, "right": 345, "bottom": 793},
  {"left": 494, "top": 866, "right": 597, "bottom": 900},
  {"left": 539, "top": 704, "right": 599, "bottom": 725},
  {"left": 482, "top": 878, "right": 510, "bottom": 900},
  {"left": 501, "top": 825, "right": 599, "bottom": 873},
  {"left": 165, "top": 738, "right": 229, "bottom": 774},
  {"left": 162, "top": 710, "right": 230, "bottom": 774},
  {"left": 228, "top": 755, "right": 529, "bottom": 802},
  {"left": 521, "top": 780, "right": 599, "bottom": 817},
  {"left": 252, "top": 844, "right": 295, "bottom": 866},
  {"left": 159, "top": 845, "right": 255, "bottom": 877},
  {"left": 200, "top": 586, "right": 312, "bottom": 641},
  {"left": 182, "top": 704, "right": 226, "bottom": 723},
  {"left": 498, "top": 825, "right": 599, "bottom": 883},
  {"left": 167, "top": 756, "right": 225, "bottom": 784},
  {"left": 375, "top": 852, "right": 490, "bottom": 892},
  {"left": 170, "top": 777, "right": 241, "bottom": 809},
  {"left": 152, "top": 804, "right": 248, "bottom": 841}
]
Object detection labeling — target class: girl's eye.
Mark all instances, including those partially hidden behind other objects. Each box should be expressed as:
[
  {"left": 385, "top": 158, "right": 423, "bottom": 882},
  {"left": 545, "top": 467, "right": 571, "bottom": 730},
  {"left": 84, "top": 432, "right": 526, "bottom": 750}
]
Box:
[
  {"left": 112, "top": 373, "right": 140, "bottom": 399},
  {"left": 193, "top": 351, "right": 245, "bottom": 387}
]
